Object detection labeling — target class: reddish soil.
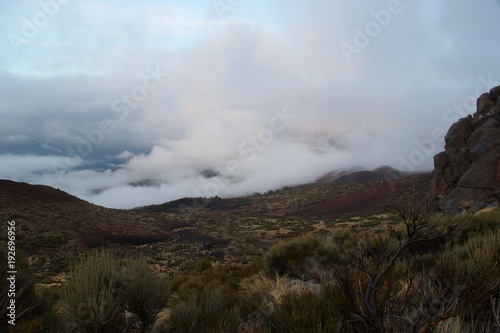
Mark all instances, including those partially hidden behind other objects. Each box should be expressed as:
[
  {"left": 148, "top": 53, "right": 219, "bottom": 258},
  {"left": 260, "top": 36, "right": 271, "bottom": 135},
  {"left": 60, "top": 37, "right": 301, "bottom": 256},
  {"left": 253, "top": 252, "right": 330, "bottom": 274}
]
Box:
[
  {"left": 292, "top": 174, "right": 431, "bottom": 218},
  {"left": 0, "top": 179, "right": 82, "bottom": 203}
]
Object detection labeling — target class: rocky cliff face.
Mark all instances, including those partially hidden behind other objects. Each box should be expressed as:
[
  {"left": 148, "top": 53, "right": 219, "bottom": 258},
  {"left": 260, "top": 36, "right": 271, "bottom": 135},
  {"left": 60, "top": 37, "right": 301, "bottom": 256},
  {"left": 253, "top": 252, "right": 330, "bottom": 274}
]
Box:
[{"left": 429, "top": 85, "right": 500, "bottom": 214}]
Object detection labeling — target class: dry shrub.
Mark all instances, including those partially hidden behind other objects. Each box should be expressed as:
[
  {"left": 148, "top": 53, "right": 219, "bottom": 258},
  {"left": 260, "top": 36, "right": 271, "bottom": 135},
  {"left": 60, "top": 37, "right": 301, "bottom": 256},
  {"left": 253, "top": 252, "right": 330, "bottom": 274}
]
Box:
[
  {"left": 263, "top": 234, "right": 339, "bottom": 280},
  {"left": 167, "top": 287, "right": 242, "bottom": 333}
]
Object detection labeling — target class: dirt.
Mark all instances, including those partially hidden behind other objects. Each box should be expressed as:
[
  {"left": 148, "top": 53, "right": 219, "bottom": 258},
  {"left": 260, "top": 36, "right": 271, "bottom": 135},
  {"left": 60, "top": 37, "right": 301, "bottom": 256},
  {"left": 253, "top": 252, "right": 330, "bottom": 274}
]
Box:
[
  {"left": 0, "top": 180, "right": 82, "bottom": 203},
  {"left": 0, "top": 172, "right": 433, "bottom": 279},
  {"left": 291, "top": 174, "right": 431, "bottom": 218}
]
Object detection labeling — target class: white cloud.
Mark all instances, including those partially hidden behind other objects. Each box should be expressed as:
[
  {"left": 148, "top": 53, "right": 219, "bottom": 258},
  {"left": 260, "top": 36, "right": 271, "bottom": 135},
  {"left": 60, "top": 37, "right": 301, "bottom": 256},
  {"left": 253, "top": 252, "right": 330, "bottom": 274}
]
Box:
[
  {"left": 0, "top": 154, "right": 80, "bottom": 181},
  {"left": 1, "top": 0, "right": 499, "bottom": 208}
]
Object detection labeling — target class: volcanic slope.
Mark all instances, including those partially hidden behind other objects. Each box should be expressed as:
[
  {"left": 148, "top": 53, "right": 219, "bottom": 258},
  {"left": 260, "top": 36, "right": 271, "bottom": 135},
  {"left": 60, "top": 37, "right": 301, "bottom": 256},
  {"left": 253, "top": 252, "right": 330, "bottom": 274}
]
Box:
[{"left": 0, "top": 170, "right": 429, "bottom": 280}]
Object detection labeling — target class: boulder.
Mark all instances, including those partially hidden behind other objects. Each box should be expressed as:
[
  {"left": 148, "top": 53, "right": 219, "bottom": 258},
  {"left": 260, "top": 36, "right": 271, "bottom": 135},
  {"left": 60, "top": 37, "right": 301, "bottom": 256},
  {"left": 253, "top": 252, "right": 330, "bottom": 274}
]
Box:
[
  {"left": 490, "top": 85, "right": 500, "bottom": 103},
  {"left": 477, "top": 93, "right": 495, "bottom": 115},
  {"left": 457, "top": 151, "right": 500, "bottom": 190},
  {"left": 433, "top": 152, "right": 448, "bottom": 167},
  {"left": 444, "top": 117, "right": 472, "bottom": 151},
  {"left": 438, "top": 187, "right": 490, "bottom": 213},
  {"left": 430, "top": 86, "right": 500, "bottom": 213},
  {"left": 467, "top": 128, "right": 499, "bottom": 160},
  {"left": 452, "top": 152, "right": 471, "bottom": 179},
  {"left": 431, "top": 170, "right": 448, "bottom": 199},
  {"left": 443, "top": 166, "right": 456, "bottom": 186},
  {"left": 489, "top": 105, "right": 500, "bottom": 116}
]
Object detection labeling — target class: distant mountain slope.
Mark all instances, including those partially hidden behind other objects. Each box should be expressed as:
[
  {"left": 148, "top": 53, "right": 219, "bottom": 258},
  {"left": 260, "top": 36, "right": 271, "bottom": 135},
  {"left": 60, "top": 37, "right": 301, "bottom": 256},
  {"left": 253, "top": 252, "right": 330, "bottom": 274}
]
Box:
[
  {"left": 0, "top": 171, "right": 430, "bottom": 281},
  {"left": 0, "top": 179, "right": 82, "bottom": 203},
  {"left": 317, "top": 166, "right": 403, "bottom": 185},
  {"left": 315, "top": 167, "right": 364, "bottom": 183},
  {"left": 292, "top": 173, "right": 429, "bottom": 218},
  {"left": 0, "top": 179, "right": 183, "bottom": 278}
]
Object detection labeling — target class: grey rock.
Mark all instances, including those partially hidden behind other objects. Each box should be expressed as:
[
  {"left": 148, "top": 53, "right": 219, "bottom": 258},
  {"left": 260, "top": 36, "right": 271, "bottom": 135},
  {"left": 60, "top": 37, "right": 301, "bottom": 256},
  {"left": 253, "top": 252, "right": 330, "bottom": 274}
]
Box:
[
  {"left": 490, "top": 85, "right": 500, "bottom": 102},
  {"left": 477, "top": 93, "right": 495, "bottom": 115},
  {"left": 430, "top": 86, "right": 500, "bottom": 214},
  {"left": 444, "top": 117, "right": 472, "bottom": 151}
]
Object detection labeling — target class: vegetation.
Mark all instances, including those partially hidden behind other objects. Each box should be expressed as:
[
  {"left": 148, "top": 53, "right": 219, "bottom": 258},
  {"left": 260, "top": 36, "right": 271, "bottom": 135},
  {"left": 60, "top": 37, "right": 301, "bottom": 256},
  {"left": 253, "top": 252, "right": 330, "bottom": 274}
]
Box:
[
  {"left": 59, "top": 251, "right": 170, "bottom": 333},
  {"left": 6, "top": 204, "right": 500, "bottom": 332},
  {"left": 263, "top": 234, "right": 339, "bottom": 280},
  {"left": 0, "top": 251, "right": 57, "bottom": 333},
  {"left": 167, "top": 288, "right": 242, "bottom": 333},
  {"left": 3, "top": 175, "right": 500, "bottom": 332}
]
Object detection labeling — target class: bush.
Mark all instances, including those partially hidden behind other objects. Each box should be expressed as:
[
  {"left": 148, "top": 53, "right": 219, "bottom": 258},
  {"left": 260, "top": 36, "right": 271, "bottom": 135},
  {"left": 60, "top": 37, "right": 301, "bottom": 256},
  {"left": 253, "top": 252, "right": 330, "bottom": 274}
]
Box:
[
  {"left": 462, "top": 209, "right": 500, "bottom": 240},
  {"left": 329, "top": 203, "right": 499, "bottom": 333},
  {"left": 269, "top": 290, "right": 344, "bottom": 333},
  {"left": 59, "top": 251, "right": 126, "bottom": 332},
  {"left": 167, "top": 287, "right": 242, "bottom": 333},
  {"left": 59, "top": 250, "right": 170, "bottom": 332},
  {"left": 263, "top": 234, "right": 339, "bottom": 280},
  {"left": 122, "top": 257, "right": 171, "bottom": 333},
  {"left": 171, "top": 259, "right": 262, "bottom": 301},
  {"left": 240, "top": 273, "right": 289, "bottom": 319}
]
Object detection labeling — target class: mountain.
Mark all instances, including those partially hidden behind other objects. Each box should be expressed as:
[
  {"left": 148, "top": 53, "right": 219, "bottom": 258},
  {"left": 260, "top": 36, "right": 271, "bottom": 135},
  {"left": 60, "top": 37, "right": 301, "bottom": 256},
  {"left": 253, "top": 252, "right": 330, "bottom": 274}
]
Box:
[
  {"left": 317, "top": 166, "right": 403, "bottom": 185},
  {"left": 429, "top": 85, "right": 500, "bottom": 214},
  {"left": 0, "top": 169, "right": 429, "bottom": 281},
  {"left": 293, "top": 172, "right": 427, "bottom": 218},
  {"left": 315, "top": 167, "right": 364, "bottom": 183},
  {"left": 0, "top": 180, "right": 182, "bottom": 279},
  {"left": 0, "top": 179, "right": 82, "bottom": 203}
]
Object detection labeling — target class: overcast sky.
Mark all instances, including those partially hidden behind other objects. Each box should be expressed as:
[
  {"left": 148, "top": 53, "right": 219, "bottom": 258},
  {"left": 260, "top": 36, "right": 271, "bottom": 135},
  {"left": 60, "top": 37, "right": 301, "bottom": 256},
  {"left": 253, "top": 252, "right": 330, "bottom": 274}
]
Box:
[{"left": 1, "top": 0, "right": 499, "bottom": 208}]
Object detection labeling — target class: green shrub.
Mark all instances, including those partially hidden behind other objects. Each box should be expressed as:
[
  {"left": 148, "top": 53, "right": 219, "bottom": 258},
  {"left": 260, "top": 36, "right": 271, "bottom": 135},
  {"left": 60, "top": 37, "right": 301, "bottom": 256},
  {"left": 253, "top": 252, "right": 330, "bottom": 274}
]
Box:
[
  {"left": 59, "top": 250, "right": 170, "bottom": 332},
  {"left": 122, "top": 257, "right": 171, "bottom": 333},
  {"left": 59, "top": 251, "right": 125, "bottom": 332},
  {"left": 263, "top": 234, "right": 339, "bottom": 280},
  {"left": 167, "top": 287, "right": 242, "bottom": 333},
  {"left": 269, "top": 291, "right": 343, "bottom": 333},
  {"left": 171, "top": 259, "right": 262, "bottom": 301},
  {"left": 240, "top": 273, "right": 289, "bottom": 319},
  {"left": 463, "top": 209, "right": 500, "bottom": 239}
]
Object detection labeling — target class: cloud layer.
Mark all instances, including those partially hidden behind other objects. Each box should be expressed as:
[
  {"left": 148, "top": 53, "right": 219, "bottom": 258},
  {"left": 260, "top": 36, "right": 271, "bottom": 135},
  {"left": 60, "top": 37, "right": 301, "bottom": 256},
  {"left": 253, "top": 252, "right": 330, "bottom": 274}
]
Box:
[{"left": 1, "top": 0, "right": 500, "bottom": 208}]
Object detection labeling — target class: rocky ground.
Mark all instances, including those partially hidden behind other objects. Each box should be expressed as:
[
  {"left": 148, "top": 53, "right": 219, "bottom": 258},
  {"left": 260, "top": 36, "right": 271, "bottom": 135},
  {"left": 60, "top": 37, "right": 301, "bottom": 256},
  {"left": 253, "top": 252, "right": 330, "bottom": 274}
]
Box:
[{"left": 0, "top": 171, "right": 430, "bottom": 282}]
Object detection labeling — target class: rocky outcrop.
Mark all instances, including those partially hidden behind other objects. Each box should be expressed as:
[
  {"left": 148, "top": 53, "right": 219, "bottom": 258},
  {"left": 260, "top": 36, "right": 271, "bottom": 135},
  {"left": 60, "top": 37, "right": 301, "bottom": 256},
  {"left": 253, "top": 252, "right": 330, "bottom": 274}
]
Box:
[{"left": 429, "top": 86, "right": 500, "bottom": 214}]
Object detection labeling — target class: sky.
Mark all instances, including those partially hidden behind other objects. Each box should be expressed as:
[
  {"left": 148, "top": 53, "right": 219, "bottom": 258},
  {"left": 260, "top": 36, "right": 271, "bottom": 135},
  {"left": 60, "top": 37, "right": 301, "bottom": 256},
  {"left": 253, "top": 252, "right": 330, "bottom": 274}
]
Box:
[{"left": 1, "top": 0, "right": 500, "bottom": 209}]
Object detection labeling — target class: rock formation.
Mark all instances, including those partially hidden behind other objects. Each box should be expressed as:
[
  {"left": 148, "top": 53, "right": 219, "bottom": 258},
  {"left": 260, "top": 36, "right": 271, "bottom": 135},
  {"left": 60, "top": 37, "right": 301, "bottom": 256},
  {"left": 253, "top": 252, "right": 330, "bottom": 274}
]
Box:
[{"left": 429, "top": 85, "right": 500, "bottom": 214}]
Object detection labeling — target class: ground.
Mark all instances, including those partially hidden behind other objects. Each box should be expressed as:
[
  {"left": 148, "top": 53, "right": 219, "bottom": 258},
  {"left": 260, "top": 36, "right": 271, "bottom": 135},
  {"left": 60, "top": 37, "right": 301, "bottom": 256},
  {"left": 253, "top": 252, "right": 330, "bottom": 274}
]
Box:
[{"left": 0, "top": 173, "right": 430, "bottom": 282}]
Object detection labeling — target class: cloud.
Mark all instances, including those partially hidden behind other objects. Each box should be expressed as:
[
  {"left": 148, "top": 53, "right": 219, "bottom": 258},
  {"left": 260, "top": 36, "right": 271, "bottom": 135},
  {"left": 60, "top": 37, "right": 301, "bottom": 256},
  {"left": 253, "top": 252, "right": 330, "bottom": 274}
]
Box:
[
  {"left": 0, "top": 154, "right": 80, "bottom": 180},
  {"left": 1, "top": 0, "right": 499, "bottom": 208}
]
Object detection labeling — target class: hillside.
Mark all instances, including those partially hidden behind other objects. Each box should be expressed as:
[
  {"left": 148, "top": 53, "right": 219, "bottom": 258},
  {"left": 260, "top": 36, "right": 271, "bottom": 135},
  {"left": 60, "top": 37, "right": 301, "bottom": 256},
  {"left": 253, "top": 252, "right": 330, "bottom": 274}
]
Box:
[
  {"left": 0, "top": 180, "right": 183, "bottom": 280},
  {"left": 0, "top": 170, "right": 429, "bottom": 281}
]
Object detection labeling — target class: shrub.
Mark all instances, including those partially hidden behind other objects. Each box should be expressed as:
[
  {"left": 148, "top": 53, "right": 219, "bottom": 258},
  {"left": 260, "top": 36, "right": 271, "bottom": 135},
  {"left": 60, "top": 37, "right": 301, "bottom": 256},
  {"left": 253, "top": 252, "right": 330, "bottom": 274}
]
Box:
[
  {"left": 167, "top": 287, "right": 243, "bottom": 333},
  {"left": 435, "top": 316, "right": 494, "bottom": 333},
  {"left": 263, "top": 234, "right": 339, "bottom": 280},
  {"left": 463, "top": 209, "right": 500, "bottom": 239},
  {"left": 240, "top": 273, "right": 289, "bottom": 319},
  {"left": 122, "top": 257, "right": 171, "bottom": 333},
  {"left": 329, "top": 201, "right": 499, "bottom": 333},
  {"left": 59, "top": 250, "right": 170, "bottom": 332},
  {"left": 59, "top": 251, "right": 125, "bottom": 332},
  {"left": 171, "top": 259, "right": 262, "bottom": 301},
  {"left": 269, "top": 290, "right": 343, "bottom": 333}
]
